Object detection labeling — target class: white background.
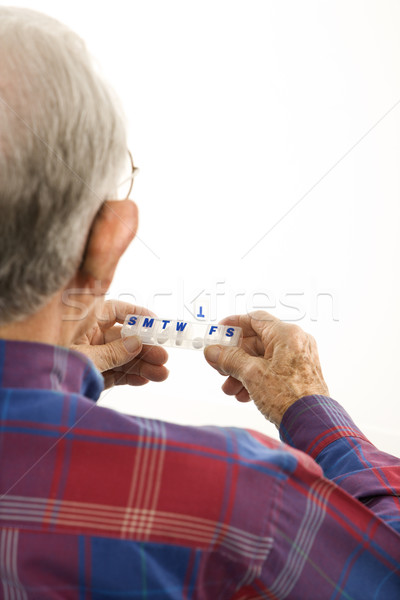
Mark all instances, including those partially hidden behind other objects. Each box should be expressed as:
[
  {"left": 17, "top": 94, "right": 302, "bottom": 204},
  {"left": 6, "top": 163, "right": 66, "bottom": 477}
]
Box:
[{"left": 10, "top": 0, "right": 400, "bottom": 454}]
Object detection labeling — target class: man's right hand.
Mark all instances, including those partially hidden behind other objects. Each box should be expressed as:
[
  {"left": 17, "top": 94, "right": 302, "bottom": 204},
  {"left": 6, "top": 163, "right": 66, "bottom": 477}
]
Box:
[{"left": 204, "top": 311, "right": 329, "bottom": 428}]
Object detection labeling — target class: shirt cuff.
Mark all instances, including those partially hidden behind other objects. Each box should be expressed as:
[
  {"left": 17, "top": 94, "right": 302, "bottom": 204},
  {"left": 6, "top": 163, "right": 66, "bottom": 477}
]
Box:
[{"left": 279, "top": 395, "right": 370, "bottom": 460}]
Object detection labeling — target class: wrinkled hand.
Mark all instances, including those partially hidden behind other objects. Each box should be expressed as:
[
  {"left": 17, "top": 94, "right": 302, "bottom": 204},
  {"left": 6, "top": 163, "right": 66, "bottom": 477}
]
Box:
[
  {"left": 204, "top": 311, "right": 329, "bottom": 427},
  {"left": 71, "top": 300, "right": 169, "bottom": 389}
]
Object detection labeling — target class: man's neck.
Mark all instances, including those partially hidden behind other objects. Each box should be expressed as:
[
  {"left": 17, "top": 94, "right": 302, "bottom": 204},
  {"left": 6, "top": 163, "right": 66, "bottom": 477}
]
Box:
[{"left": 0, "top": 295, "right": 62, "bottom": 346}]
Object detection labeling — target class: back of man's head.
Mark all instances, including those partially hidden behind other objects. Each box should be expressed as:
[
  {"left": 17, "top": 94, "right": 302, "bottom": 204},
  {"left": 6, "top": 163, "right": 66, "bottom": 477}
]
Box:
[{"left": 0, "top": 7, "right": 127, "bottom": 325}]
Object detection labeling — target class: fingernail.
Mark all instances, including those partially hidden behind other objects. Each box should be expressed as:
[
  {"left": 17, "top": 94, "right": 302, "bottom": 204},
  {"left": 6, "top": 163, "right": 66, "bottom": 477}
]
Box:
[
  {"left": 205, "top": 345, "right": 222, "bottom": 363},
  {"left": 123, "top": 335, "right": 141, "bottom": 353}
]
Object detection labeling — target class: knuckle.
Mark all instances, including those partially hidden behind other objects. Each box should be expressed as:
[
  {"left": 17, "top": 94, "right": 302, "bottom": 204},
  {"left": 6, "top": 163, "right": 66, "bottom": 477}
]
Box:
[
  {"left": 286, "top": 324, "right": 306, "bottom": 346},
  {"left": 287, "top": 323, "right": 303, "bottom": 336},
  {"left": 103, "top": 343, "right": 123, "bottom": 369},
  {"left": 308, "top": 333, "right": 317, "bottom": 347},
  {"left": 221, "top": 348, "right": 242, "bottom": 375},
  {"left": 241, "top": 357, "right": 264, "bottom": 383},
  {"left": 249, "top": 310, "right": 270, "bottom": 320}
]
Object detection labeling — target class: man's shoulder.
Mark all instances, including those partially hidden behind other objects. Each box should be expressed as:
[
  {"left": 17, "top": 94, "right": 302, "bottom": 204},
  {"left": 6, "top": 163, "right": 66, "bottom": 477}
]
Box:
[
  {"left": 75, "top": 394, "right": 292, "bottom": 466},
  {"left": 0, "top": 391, "right": 283, "bottom": 560},
  {"left": 0, "top": 385, "right": 317, "bottom": 490}
]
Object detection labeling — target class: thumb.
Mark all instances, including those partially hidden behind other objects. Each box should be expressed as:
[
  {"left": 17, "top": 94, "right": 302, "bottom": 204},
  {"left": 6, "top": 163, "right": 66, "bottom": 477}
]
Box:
[
  {"left": 89, "top": 335, "right": 142, "bottom": 373},
  {"left": 204, "top": 344, "right": 255, "bottom": 381}
]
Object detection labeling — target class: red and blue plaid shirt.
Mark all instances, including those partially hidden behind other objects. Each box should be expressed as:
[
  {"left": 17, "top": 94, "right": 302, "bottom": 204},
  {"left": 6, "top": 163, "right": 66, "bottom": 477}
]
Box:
[{"left": 0, "top": 339, "right": 399, "bottom": 599}]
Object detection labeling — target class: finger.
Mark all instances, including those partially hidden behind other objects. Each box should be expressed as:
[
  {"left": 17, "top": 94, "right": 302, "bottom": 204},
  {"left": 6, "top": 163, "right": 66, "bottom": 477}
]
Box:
[
  {"left": 142, "top": 364, "right": 169, "bottom": 382},
  {"left": 235, "top": 387, "right": 251, "bottom": 403},
  {"left": 103, "top": 324, "right": 124, "bottom": 343},
  {"left": 217, "top": 315, "right": 270, "bottom": 357},
  {"left": 248, "top": 311, "right": 289, "bottom": 345},
  {"left": 135, "top": 344, "right": 169, "bottom": 365},
  {"left": 223, "top": 312, "right": 288, "bottom": 361},
  {"left": 203, "top": 358, "right": 229, "bottom": 377},
  {"left": 103, "top": 371, "right": 149, "bottom": 389},
  {"left": 113, "top": 361, "right": 169, "bottom": 383},
  {"left": 89, "top": 335, "right": 142, "bottom": 373},
  {"left": 204, "top": 344, "right": 260, "bottom": 381},
  {"left": 241, "top": 336, "right": 265, "bottom": 357},
  {"left": 219, "top": 311, "right": 280, "bottom": 340},
  {"left": 221, "top": 376, "right": 243, "bottom": 396},
  {"left": 124, "top": 374, "right": 149, "bottom": 386},
  {"left": 218, "top": 314, "right": 259, "bottom": 337},
  {"left": 103, "top": 329, "right": 169, "bottom": 365},
  {"left": 97, "top": 301, "right": 157, "bottom": 332}
]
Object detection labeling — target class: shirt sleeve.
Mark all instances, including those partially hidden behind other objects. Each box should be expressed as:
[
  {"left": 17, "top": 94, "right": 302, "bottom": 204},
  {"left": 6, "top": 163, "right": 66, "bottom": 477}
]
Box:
[{"left": 279, "top": 395, "right": 400, "bottom": 534}]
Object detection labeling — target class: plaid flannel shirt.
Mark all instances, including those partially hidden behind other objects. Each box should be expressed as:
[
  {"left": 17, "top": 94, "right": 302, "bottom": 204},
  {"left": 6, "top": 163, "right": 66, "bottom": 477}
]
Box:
[{"left": 0, "top": 339, "right": 399, "bottom": 599}]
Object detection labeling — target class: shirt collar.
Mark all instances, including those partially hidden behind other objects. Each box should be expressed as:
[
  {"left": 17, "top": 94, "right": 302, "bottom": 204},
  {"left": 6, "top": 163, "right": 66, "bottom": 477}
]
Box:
[{"left": 0, "top": 339, "right": 104, "bottom": 400}]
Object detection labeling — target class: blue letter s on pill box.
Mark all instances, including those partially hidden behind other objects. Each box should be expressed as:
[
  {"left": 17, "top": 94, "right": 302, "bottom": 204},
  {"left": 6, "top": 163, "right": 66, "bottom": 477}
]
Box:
[{"left": 121, "top": 315, "right": 243, "bottom": 350}]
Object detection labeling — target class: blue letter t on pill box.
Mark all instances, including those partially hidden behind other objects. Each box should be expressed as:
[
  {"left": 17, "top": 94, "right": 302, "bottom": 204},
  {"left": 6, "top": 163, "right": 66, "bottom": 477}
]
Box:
[{"left": 121, "top": 315, "right": 243, "bottom": 350}]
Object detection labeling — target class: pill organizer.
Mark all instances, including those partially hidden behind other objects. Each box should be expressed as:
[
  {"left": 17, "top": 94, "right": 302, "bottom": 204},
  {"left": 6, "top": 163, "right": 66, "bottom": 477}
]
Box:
[{"left": 121, "top": 314, "right": 243, "bottom": 350}]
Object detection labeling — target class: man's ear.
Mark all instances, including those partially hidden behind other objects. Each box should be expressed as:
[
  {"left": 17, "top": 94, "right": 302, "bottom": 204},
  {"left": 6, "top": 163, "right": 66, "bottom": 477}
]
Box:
[{"left": 78, "top": 199, "right": 138, "bottom": 293}]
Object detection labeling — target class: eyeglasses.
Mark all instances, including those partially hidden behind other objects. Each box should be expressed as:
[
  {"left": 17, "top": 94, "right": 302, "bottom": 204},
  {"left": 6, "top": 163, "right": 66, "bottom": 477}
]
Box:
[{"left": 116, "top": 150, "right": 139, "bottom": 200}]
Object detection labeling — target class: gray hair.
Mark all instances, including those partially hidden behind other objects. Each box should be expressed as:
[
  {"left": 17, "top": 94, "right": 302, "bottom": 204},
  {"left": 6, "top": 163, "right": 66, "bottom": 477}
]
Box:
[{"left": 0, "top": 7, "right": 127, "bottom": 325}]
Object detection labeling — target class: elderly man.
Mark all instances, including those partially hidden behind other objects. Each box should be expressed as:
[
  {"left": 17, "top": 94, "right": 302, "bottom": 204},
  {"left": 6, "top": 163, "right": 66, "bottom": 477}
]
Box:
[{"left": 0, "top": 7, "right": 399, "bottom": 600}]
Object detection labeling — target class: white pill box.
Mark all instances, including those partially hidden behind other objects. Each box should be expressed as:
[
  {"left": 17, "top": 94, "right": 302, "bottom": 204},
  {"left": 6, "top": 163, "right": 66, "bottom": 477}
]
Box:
[{"left": 121, "top": 314, "right": 243, "bottom": 350}]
